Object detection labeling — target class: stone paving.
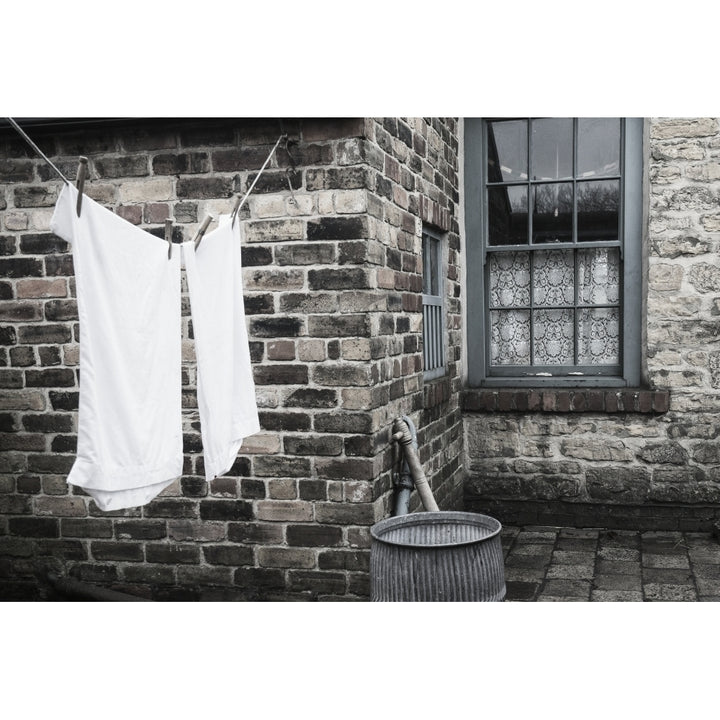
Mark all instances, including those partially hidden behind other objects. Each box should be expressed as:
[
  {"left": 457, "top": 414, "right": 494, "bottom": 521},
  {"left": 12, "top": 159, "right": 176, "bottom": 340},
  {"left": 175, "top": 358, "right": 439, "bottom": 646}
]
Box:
[{"left": 501, "top": 526, "right": 720, "bottom": 601}]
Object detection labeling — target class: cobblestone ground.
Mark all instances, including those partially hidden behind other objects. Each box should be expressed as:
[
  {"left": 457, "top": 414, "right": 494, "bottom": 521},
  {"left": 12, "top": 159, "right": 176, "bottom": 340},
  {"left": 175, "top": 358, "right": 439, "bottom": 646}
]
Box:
[{"left": 501, "top": 526, "right": 720, "bottom": 601}]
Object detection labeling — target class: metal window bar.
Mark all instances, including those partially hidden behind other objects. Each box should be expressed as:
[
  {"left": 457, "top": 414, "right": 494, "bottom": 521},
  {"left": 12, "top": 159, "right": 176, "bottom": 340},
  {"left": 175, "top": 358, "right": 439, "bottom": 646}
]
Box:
[
  {"left": 422, "top": 298, "right": 443, "bottom": 371},
  {"left": 422, "top": 227, "right": 446, "bottom": 380}
]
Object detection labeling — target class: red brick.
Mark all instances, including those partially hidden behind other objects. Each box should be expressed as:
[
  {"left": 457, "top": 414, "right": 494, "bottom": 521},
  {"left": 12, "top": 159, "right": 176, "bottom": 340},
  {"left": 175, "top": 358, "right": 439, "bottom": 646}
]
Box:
[
  {"left": 267, "top": 340, "right": 296, "bottom": 361},
  {"left": 167, "top": 520, "right": 226, "bottom": 542},
  {"left": 91, "top": 541, "right": 143, "bottom": 562},
  {"left": 638, "top": 391, "right": 653, "bottom": 413},
  {"left": 61, "top": 518, "right": 113, "bottom": 538},
  {"left": 203, "top": 545, "right": 254, "bottom": 566},
  {"left": 34, "top": 496, "right": 86, "bottom": 517},
  {"left": 385, "top": 156, "right": 401, "bottom": 183},
  {"left": 605, "top": 391, "right": 619, "bottom": 412},
  {"left": 303, "top": 118, "right": 364, "bottom": 142},
  {"left": 256, "top": 500, "right": 313, "bottom": 522},
  {"left": 653, "top": 391, "right": 670, "bottom": 413},
  {"left": 16, "top": 278, "right": 67, "bottom": 299},
  {"left": 257, "top": 547, "right": 315, "bottom": 569},
  {"left": 116, "top": 205, "right": 142, "bottom": 225},
  {"left": 144, "top": 203, "right": 170, "bottom": 223},
  {"left": 556, "top": 391, "right": 571, "bottom": 412},
  {"left": 176, "top": 566, "right": 233, "bottom": 586}
]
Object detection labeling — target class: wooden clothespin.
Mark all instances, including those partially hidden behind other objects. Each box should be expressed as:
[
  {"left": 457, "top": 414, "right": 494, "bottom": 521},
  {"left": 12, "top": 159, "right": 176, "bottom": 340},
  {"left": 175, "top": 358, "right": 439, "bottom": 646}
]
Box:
[
  {"left": 76, "top": 156, "right": 88, "bottom": 217},
  {"left": 193, "top": 214, "right": 214, "bottom": 251},
  {"left": 165, "top": 219, "right": 173, "bottom": 259},
  {"left": 230, "top": 194, "right": 243, "bottom": 229},
  {"left": 284, "top": 136, "right": 298, "bottom": 205}
]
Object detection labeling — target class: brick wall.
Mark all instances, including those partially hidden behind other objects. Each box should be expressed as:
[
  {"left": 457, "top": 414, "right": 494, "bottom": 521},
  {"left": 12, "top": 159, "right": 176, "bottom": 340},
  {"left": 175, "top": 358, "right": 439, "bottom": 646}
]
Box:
[
  {"left": 464, "top": 117, "right": 720, "bottom": 532},
  {"left": 0, "top": 117, "right": 463, "bottom": 600},
  {"left": 362, "top": 119, "right": 464, "bottom": 514}
]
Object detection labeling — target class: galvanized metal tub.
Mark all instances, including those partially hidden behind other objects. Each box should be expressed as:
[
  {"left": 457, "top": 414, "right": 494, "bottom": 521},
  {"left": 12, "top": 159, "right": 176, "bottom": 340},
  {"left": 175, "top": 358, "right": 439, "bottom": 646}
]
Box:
[{"left": 370, "top": 511, "right": 505, "bottom": 602}]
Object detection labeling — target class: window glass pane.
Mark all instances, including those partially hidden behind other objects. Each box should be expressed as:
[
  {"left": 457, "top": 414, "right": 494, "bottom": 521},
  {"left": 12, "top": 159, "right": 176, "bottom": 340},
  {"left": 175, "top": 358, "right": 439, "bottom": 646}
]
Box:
[
  {"left": 577, "top": 179, "right": 619, "bottom": 241},
  {"left": 533, "top": 309, "right": 574, "bottom": 365},
  {"left": 422, "top": 235, "right": 430, "bottom": 293},
  {"left": 532, "top": 182, "right": 573, "bottom": 243},
  {"left": 422, "top": 234, "right": 439, "bottom": 295},
  {"left": 531, "top": 118, "right": 573, "bottom": 180},
  {"left": 487, "top": 120, "right": 527, "bottom": 183},
  {"left": 488, "top": 186, "right": 528, "bottom": 245},
  {"left": 490, "top": 310, "right": 530, "bottom": 365},
  {"left": 429, "top": 237, "right": 438, "bottom": 295},
  {"left": 578, "top": 118, "right": 620, "bottom": 177},
  {"left": 489, "top": 252, "right": 530, "bottom": 308},
  {"left": 578, "top": 307, "right": 620, "bottom": 364},
  {"left": 578, "top": 248, "right": 620, "bottom": 305},
  {"left": 533, "top": 250, "right": 574, "bottom": 307}
]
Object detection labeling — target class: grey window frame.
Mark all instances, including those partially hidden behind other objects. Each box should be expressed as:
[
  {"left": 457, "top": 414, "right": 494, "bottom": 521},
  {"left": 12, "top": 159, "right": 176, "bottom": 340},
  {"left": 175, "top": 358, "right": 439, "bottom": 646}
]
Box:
[
  {"left": 422, "top": 225, "right": 447, "bottom": 381},
  {"left": 464, "top": 117, "right": 643, "bottom": 388}
]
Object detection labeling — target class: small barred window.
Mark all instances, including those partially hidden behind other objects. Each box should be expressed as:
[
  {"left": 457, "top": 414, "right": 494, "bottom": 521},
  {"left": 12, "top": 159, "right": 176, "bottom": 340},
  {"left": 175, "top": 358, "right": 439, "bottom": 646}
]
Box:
[{"left": 422, "top": 226, "right": 446, "bottom": 380}]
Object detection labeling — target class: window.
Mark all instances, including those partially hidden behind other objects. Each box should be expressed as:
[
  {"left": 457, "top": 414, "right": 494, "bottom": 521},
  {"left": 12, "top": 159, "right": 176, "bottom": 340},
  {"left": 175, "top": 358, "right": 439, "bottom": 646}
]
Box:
[
  {"left": 422, "top": 226, "right": 446, "bottom": 380},
  {"left": 464, "top": 118, "right": 643, "bottom": 387}
]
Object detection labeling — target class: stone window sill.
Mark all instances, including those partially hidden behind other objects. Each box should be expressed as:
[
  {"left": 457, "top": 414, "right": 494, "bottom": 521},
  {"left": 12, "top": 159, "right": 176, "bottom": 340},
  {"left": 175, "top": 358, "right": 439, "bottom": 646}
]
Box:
[{"left": 462, "top": 388, "right": 670, "bottom": 414}]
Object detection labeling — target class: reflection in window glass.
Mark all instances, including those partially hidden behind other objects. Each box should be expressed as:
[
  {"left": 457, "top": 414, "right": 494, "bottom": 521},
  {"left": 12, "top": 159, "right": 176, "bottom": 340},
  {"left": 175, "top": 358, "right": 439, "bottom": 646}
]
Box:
[
  {"left": 577, "top": 179, "right": 619, "bottom": 241},
  {"left": 488, "top": 186, "right": 528, "bottom": 245},
  {"left": 578, "top": 118, "right": 620, "bottom": 177},
  {"left": 487, "top": 120, "right": 527, "bottom": 183},
  {"left": 532, "top": 183, "right": 573, "bottom": 243},
  {"left": 531, "top": 118, "right": 573, "bottom": 180},
  {"left": 423, "top": 234, "right": 439, "bottom": 295}
]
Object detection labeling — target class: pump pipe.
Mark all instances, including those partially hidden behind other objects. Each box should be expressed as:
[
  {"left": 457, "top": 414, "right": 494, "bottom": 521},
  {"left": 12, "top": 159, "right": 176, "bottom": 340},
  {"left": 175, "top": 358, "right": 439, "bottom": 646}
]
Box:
[
  {"left": 391, "top": 416, "right": 439, "bottom": 513},
  {"left": 391, "top": 415, "right": 416, "bottom": 516}
]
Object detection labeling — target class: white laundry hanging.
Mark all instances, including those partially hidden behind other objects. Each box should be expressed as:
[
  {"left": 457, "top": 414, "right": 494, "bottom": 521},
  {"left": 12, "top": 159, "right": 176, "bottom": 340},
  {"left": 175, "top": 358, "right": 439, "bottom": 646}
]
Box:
[
  {"left": 49, "top": 183, "right": 259, "bottom": 511},
  {"left": 183, "top": 216, "right": 260, "bottom": 482}
]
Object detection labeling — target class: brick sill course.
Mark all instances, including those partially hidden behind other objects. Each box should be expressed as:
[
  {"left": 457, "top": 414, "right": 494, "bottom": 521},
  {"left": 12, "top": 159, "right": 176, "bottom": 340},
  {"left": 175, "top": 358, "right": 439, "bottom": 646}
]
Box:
[
  {"left": 466, "top": 498, "right": 720, "bottom": 532},
  {"left": 462, "top": 388, "right": 670, "bottom": 414}
]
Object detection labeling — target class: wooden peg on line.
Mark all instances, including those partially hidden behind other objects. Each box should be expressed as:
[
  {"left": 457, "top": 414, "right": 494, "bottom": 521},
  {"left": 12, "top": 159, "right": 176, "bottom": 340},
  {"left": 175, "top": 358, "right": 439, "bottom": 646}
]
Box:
[
  {"left": 193, "top": 214, "right": 214, "bottom": 250},
  {"left": 76, "top": 156, "right": 88, "bottom": 217},
  {"left": 165, "top": 219, "right": 173, "bottom": 259},
  {"left": 230, "top": 194, "right": 243, "bottom": 229}
]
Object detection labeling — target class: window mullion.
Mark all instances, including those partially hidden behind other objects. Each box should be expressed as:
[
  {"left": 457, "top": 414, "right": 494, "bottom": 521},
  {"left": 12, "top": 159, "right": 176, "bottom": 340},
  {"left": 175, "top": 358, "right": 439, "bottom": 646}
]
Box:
[
  {"left": 528, "top": 119, "right": 533, "bottom": 247},
  {"left": 619, "top": 118, "right": 626, "bottom": 262},
  {"left": 572, "top": 118, "right": 579, "bottom": 366},
  {"left": 529, "top": 248, "right": 535, "bottom": 367},
  {"left": 527, "top": 120, "right": 535, "bottom": 366}
]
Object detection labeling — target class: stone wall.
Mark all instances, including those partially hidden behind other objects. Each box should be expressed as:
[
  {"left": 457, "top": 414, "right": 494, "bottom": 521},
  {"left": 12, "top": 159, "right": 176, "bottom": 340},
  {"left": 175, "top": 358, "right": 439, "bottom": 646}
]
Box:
[
  {"left": 0, "top": 117, "right": 463, "bottom": 600},
  {"left": 464, "top": 117, "right": 720, "bottom": 531}
]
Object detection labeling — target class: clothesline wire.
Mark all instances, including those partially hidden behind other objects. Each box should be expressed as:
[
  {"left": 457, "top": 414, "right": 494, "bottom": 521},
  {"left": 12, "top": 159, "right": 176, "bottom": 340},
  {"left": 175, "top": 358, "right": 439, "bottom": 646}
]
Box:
[
  {"left": 230, "top": 133, "right": 286, "bottom": 227},
  {"left": 7, "top": 119, "right": 289, "bottom": 245},
  {"left": 6, "top": 117, "right": 71, "bottom": 185}
]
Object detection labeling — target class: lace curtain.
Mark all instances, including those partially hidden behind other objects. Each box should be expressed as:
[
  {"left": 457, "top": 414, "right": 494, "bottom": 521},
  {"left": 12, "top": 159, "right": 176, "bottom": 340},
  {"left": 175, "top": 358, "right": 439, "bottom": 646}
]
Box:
[{"left": 489, "top": 248, "right": 620, "bottom": 366}]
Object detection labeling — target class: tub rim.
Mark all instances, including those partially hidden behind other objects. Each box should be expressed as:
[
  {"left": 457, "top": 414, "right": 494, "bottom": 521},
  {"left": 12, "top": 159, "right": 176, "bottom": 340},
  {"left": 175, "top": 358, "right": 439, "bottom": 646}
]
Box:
[{"left": 370, "top": 510, "right": 503, "bottom": 549}]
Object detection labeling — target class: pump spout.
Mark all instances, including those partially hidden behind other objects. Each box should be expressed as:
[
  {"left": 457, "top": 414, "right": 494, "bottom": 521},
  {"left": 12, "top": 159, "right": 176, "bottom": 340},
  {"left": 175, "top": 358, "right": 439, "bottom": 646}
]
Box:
[{"left": 391, "top": 416, "right": 439, "bottom": 514}]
